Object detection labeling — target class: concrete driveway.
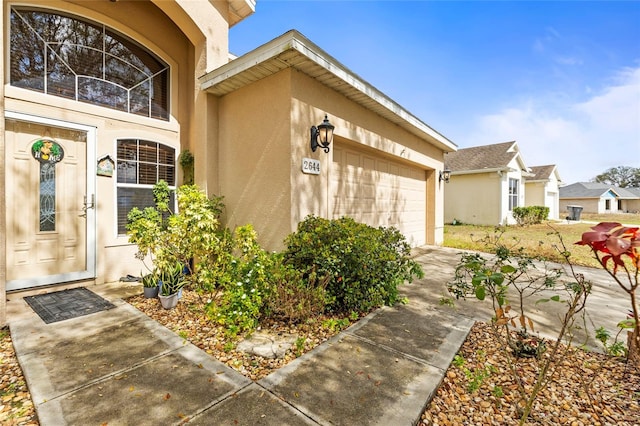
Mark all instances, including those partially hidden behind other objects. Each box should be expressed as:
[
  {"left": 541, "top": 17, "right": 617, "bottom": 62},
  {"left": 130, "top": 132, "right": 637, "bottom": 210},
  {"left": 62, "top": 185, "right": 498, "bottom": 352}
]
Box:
[{"left": 408, "top": 246, "right": 633, "bottom": 352}]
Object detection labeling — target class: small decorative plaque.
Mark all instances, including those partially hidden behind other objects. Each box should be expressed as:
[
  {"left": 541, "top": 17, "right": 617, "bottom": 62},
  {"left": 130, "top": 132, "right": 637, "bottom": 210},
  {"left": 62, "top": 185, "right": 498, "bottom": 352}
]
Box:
[{"left": 302, "top": 158, "right": 321, "bottom": 175}]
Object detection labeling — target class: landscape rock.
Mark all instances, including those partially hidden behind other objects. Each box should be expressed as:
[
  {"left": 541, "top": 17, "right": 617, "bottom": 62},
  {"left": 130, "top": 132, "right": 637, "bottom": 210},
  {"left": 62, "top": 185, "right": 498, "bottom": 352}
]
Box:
[{"left": 236, "top": 332, "right": 298, "bottom": 359}]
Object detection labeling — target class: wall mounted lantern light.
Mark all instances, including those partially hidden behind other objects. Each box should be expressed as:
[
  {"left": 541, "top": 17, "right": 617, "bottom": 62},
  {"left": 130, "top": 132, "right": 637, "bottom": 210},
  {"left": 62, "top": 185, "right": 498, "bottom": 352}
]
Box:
[
  {"left": 310, "top": 114, "right": 335, "bottom": 153},
  {"left": 439, "top": 168, "right": 451, "bottom": 183}
]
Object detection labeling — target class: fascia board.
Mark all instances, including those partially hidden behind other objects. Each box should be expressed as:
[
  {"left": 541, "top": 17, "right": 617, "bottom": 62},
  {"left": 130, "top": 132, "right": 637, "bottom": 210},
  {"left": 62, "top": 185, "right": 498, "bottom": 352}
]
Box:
[
  {"left": 200, "top": 30, "right": 457, "bottom": 152},
  {"left": 451, "top": 167, "right": 508, "bottom": 176}
]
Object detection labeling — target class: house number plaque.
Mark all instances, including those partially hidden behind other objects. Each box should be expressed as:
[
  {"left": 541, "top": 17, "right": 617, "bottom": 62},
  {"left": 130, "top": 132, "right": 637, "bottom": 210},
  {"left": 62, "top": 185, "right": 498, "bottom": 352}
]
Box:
[{"left": 302, "top": 158, "right": 321, "bottom": 175}]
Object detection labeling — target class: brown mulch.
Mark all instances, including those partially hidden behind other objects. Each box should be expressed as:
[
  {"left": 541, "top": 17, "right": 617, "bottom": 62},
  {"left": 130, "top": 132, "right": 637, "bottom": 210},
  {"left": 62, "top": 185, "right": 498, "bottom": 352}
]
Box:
[
  {"left": 0, "top": 327, "right": 37, "bottom": 426},
  {"left": 420, "top": 322, "right": 640, "bottom": 426},
  {"left": 1, "top": 292, "right": 639, "bottom": 425},
  {"left": 127, "top": 291, "right": 349, "bottom": 381}
]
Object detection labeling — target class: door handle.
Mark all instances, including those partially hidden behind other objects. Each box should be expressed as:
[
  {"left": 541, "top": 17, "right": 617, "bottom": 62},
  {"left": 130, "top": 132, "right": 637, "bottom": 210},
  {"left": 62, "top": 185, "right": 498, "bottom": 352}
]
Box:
[{"left": 80, "top": 194, "right": 95, "bottom": 218}]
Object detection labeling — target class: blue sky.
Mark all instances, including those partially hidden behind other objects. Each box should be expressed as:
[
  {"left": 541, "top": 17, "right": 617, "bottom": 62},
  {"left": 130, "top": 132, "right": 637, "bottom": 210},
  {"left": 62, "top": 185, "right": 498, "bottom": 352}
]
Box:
[{"left": 229, "top": 1, "right": 640, "bottom": 184}]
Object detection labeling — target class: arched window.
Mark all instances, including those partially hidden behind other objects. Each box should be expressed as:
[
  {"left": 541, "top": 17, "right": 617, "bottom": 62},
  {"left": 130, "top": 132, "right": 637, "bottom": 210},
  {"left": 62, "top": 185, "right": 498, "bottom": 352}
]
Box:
[{"left": 10, "top": 7, "right": 170, "bottom": 120}]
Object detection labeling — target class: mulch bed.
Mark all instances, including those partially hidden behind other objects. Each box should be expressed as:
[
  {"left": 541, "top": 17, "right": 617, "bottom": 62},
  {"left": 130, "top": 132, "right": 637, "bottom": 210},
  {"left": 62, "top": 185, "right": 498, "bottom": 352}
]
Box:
[
  {"left": 0, "top": 328, "right": 37, "bottom": 426},
  {"left": 1, "top": 292, "right": 638, "bottom": 425},
  {"left": 420, "top": 322, "right": 640, "bottom": 426}
]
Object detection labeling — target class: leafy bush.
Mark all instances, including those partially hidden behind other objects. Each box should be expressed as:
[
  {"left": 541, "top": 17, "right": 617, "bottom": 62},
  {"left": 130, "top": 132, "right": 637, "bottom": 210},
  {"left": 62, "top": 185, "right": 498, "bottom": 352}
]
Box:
[
  {"left": 512, "top": 206, "right": 549, "bottom": 226},
  {"left": 262, "top": 254, "right": 330, "bottom": 323},
  {"left": 127, "top": 181, "right": 226, "bottom": 290},
  {"left": 282, "top": 216, "right": 424, "bottom": 313},
  {"left": 205, "top": 225, "right": 272, "bottom": 336}
]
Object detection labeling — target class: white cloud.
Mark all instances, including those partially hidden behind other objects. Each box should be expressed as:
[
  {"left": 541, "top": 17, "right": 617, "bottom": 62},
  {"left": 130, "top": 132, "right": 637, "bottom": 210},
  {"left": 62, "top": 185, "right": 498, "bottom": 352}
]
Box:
[
  {"left": 464, "top": 66, "right": 640, "bottom": 184},
  {"left": 574, "top": 67, "right": 640, "bottom": 134}
]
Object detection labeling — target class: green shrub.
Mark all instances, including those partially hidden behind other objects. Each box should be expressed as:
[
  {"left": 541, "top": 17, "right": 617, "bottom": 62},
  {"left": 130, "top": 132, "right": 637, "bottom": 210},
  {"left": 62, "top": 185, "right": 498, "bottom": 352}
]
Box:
[
  {"left": 205, "top": 225, "right": 273, "bottom": 336},
  {"left": 262, "top": 254, "right": 330, "bottom": 323},
  {"left": 282, "top": 216, "right": 424, "bottom": 313},
  {"left": 512, "top": 206, "right": 549, "bottom": 226},
  {"left": 127, "top": 181, "right": 226, "bottom": 292}
]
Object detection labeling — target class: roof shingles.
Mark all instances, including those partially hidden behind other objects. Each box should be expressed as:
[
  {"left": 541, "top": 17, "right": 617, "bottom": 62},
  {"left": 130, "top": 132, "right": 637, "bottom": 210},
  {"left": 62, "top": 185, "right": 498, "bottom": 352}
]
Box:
[
  {"left": 527, "top": 165, "right": 556, "bottom": 181},
  {"left": 445, "top": 141, "right": 517, "bottom": 172},
  {"left": 559, "top": 182, "right": 640, "bottom": 199}
]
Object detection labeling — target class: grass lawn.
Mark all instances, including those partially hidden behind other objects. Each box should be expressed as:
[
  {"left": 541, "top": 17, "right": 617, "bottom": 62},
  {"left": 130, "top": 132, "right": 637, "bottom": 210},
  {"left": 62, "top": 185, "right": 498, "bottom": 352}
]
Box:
[{"left": 443, "top": 212, "right": 640, "bottom": 268}]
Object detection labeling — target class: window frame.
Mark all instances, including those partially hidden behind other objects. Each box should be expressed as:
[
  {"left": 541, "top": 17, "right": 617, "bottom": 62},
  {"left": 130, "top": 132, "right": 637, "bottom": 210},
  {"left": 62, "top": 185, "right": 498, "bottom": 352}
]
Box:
[
  {"left": 115, "top": 139, "right": 176, "bottom": 236},
  {"left": 508, "top": 178, "right": 519, "bottom": 211},
  {"left": 9, "top": 7, "right": 170, "bottom": 121}
]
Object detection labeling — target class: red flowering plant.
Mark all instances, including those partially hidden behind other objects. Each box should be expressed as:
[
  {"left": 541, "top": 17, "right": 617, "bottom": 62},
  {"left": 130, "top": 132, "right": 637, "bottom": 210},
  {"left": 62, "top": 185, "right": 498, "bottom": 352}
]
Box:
[{"left": 576, "top": 222, "right": 640, "bottom": 365}]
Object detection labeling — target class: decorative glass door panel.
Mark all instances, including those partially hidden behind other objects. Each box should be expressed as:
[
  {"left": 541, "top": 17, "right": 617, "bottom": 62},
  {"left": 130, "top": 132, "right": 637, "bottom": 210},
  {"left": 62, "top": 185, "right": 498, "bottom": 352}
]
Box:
[{"left": 5, "top": 116, "right": 94, "bottom": 290}]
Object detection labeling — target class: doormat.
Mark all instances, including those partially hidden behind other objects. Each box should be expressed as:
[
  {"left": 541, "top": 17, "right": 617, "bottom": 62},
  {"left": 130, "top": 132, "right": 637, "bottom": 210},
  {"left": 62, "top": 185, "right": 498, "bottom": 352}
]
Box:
[{"left": 24, "top": 287, "right": 116, "bottom": 324}]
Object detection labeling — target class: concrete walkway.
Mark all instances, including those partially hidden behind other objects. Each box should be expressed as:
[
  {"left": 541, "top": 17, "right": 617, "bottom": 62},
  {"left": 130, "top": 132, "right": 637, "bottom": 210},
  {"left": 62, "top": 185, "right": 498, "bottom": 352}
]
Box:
[{"left": 8, "top": 245, "right": 630, "bottom": 425}]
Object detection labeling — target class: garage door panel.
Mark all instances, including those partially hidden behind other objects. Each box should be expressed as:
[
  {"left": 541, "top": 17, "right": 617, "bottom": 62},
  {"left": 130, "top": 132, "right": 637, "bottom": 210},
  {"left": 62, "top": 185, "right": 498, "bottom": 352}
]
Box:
[{"left": 331, "top": 146, "right": 426, "bottom": 246}]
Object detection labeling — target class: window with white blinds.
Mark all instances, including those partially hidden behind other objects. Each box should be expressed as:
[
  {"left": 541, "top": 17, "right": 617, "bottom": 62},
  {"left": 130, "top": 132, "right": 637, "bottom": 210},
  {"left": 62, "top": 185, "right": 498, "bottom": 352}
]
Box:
[{"left": 116, "top": 139, "right": 175, "bottom": 235}]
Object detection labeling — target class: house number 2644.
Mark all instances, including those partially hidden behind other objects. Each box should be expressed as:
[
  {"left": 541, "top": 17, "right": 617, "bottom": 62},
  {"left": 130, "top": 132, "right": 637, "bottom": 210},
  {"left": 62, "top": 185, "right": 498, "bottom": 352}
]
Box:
[{"left": 302, "top": 158, "right": 321, "bottom": 175}]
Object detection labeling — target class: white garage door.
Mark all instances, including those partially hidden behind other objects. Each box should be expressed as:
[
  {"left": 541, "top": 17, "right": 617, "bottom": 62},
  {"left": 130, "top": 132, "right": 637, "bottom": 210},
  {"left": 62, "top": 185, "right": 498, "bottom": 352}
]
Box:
[{"left": 331, "top": 145, "right": 427, "bottom": 246}]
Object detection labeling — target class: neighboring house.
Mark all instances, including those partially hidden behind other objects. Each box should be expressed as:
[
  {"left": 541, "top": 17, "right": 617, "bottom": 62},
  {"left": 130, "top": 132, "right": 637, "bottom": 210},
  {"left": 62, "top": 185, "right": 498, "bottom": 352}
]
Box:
[
  {"left": 444, "top": 141, "right": 531, "bottom": 226},
  {"left": 0, "top": 1, "right": 456, "bottom": 324},
  {"left": 559, "top": 182, "right": 640, "bottom": 215},
  {"left": 524, "top": 165, "right": 562, "bottom": 220}
]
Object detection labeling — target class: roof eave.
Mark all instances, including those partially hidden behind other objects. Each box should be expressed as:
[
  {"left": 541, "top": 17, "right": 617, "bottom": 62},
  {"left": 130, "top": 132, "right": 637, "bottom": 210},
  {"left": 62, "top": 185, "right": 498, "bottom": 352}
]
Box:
[
  {"left": 525, "top": 179, "right": 549, "bottom": 183},
  {"left": 451, "top": 167, "right": 509, "bottom": 176},
  {"left": 228, "top": 0, "right": 256, "bottom": 27},
  {"left": 200, "top": 30, "right": 457, "bottom": 153}
]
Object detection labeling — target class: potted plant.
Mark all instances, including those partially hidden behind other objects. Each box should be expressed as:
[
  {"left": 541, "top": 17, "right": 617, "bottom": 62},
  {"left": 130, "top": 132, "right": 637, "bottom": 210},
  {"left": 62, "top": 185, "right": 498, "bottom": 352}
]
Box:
[
  {"left": 142, "top": 271, "right": 159, "bottom": 298},
  {"left": 158, "top": 263, "right": 186, "bottom": 309}
]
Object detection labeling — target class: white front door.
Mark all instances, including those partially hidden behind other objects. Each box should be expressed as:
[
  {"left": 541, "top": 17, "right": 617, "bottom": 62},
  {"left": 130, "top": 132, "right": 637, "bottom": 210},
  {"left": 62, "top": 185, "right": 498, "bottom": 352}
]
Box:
[{"left": 5, "top": 112, "right": 96, "bottom": 291}]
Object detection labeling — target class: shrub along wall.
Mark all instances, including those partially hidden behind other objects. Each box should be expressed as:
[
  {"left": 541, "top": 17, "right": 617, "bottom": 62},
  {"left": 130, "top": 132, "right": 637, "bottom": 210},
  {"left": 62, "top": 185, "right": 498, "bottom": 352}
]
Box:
[
  {"left": 512, "top": 206, "right": 549, "bottom": 226},
  {"left": 282, "top": 216, "right": 424, "bottom": 313},
  {"left": 128, "top": 183, "right": 424, "bottom": 335}
]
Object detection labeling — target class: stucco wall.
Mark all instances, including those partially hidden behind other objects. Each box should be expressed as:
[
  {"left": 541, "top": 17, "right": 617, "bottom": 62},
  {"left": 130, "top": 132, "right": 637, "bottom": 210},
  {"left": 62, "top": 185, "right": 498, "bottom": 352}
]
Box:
[
  {"left": 445, "top": 172, "right": 502, "bottom": 225},
  {"left": 559, "top": 199, "right": 600, "bottom": 215},
  {"left": 2, "top": 1, "right": 229, "bottom": 293},
  {"left": 625, "top": 199, "right": 640, "bottom": 213},
  {"left": 560, "top": 197, "right": 640, "bottom": 215},
  {"left": 214, "top": 66, "right": 447, "bottom": 250},
  {"left": 289, "top": 70, "right": 445, "bottom": 245},
  {"left": 526, "top": 173, "right": 560, "bottom": 220},
  {"left": 525, "top": 182, "right": 545, "bottom": 207},
  {"left": 217, "top": 71, "right": 294, "bottom": 250}
]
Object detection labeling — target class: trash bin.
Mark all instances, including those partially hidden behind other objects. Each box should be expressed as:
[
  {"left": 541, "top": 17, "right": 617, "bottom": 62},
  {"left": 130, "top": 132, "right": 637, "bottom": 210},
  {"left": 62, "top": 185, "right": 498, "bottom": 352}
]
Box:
[{"left": 566, "top": 205, "right": 583, "bottom": 221}]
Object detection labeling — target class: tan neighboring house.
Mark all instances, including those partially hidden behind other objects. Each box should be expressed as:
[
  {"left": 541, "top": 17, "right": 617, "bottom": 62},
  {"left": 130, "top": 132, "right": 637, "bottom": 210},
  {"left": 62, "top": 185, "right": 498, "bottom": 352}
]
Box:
[
  {"left": 559, "top": 182, "right": 640, "bottom": 215},
  {"left": 524, "top": 165, "right": 562, "bottom": 220},
  {"left": 1, "top": 1, "right": 456, "bottom": 324},
  {"left": 444, "top": 141, "right": 531, "bottom": 225}
]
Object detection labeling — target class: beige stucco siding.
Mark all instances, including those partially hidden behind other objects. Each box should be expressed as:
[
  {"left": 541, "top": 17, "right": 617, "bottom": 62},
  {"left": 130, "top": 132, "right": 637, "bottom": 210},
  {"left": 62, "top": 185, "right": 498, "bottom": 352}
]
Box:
[
  {"left": 289, "top": 70, "right": 444, "bottom": 245},
  {"left": 1, "top": 0, "right": 236, "bottom": 312},
  {"left": 625, "top": 199, "right": 640, "bottom": 213},
  {"left": 525, "top": 183, "right": 545, "bottom": 207},
  {"left": 217, "top": 71, "right": 294, "bottom": 249},
  {"left": 525, "top": 174, "right": 560, "bottom": 220},
  {"left": 445, "top": 173, "right": 502, "bottom": 225},
  {"left": 214, "top": 67, "right": 446, "bottom": 250},
  {"left": 559, "top": 199, "right": 600, "bottom": 215},
  {"left": 560, "top": 198, "right": 640, "bottom": 215}
]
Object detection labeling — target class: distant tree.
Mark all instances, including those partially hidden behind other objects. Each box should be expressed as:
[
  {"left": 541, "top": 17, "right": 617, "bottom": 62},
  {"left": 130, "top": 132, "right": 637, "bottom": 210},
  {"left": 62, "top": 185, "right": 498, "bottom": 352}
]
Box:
[{"left": 593, "top": 166, "right": 640, "bottom": 188}]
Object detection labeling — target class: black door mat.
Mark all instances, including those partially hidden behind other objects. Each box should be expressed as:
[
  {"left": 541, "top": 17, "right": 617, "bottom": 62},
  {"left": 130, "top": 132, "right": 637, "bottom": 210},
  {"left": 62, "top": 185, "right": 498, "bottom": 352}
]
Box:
[{"left": 24, "top": 287, "right": 116, "bottom": 324}]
